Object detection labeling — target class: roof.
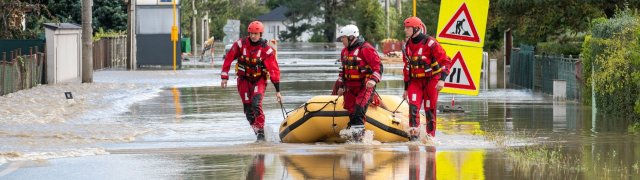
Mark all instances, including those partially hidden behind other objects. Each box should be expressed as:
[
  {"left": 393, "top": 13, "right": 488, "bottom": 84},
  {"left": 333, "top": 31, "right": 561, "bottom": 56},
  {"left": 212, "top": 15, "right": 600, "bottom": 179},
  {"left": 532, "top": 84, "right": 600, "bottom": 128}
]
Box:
[
  {"left": 43, "top": 23, "right": 81, "bottom": 30},
  {"left": 256, "top": 6, "right": 288, "bottom": 21}
]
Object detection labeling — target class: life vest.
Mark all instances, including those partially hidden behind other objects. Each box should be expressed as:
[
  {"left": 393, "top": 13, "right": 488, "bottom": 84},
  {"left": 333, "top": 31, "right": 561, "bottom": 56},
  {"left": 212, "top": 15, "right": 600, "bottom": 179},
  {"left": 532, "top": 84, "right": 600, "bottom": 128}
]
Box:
[
  {"left": 405, "top": 37, "right": 443, "bottom": 79},
  {"left": 235, "top": 38, "right": 269, "bottom": 79},
  {"left": 341, "top": 44, "right": 374, "bottom": 81}
]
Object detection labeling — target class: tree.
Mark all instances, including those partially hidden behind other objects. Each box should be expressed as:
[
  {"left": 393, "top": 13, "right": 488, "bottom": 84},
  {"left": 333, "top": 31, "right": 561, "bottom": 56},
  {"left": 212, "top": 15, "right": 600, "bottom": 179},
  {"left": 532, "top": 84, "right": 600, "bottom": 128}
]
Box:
[
  {"left": 354, "top": 0, "right": 385, "bottom": 43},
  {"left": 184, "top": 0, "right": 269, "bottom": 42},
  {"left": 47, "top": 0, "right": 127, "bottom": 32},
  {"left": 581, "top": 9, "right": 640, "bottom": 120},
  {"left": 266, "top": 0, "right": 287, "bottom": 9},
  {"left": 47, "top": 0, "right": 81, "bottom": 23},
  {"left": 0, "top": 0, "right": 52, "bottom": 39},
  {"left": 388, "top": 0, "right": 440, "bottom": 41},
  {"left": 93, "top": 0, "right": 127, "bottom": 32},
  {"left": 279, "top": 0, "right": 318, "bottom": 41}
]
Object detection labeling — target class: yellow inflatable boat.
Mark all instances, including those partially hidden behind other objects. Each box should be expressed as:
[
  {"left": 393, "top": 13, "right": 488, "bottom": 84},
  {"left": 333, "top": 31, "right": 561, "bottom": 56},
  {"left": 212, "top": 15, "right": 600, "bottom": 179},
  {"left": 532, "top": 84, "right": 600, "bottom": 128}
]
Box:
[{"left": 279, "top": 95, "right": 424, "bottom": 143}]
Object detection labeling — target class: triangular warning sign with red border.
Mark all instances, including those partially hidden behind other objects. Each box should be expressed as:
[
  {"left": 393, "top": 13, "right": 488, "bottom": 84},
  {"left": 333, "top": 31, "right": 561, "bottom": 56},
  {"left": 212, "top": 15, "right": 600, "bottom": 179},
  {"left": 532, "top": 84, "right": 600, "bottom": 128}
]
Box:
[
  {"left": 444, "top": 51, "right": 476, "bottom": 90},
  {"left": 438, "top": 3, "right": 480, "bottom": 42}
]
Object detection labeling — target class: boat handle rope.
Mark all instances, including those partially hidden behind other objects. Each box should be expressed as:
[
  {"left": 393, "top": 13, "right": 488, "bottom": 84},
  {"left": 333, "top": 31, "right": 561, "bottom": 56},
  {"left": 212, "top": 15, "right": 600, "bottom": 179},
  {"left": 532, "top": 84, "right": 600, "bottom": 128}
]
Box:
[{"left": 278, "top": 100, "right": 288, "bottom": 120}]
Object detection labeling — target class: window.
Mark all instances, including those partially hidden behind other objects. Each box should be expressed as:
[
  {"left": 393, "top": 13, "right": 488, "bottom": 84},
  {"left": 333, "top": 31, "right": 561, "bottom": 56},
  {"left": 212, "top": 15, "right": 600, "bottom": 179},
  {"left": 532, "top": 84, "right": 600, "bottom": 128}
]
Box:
[
  {"left": 137, "top": 8, "right": 177, "bottom": 34},
  {"left": 158, "top": 0, "right": 174, "bottom": 4}
]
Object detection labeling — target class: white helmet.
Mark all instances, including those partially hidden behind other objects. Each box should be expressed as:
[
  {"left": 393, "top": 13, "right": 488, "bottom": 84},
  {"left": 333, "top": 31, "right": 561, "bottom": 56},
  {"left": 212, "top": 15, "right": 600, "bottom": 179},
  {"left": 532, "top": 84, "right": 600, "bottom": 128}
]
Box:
[{"left": 337, "top": 25, "right": 359, "bottom": 39}]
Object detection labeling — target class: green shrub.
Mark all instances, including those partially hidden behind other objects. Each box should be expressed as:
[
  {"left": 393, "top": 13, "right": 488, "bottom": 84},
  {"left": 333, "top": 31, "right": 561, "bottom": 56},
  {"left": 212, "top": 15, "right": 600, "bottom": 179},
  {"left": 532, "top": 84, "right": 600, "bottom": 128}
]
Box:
[{"left": 581, "top": 9, "right": 640, "bottom": 121}]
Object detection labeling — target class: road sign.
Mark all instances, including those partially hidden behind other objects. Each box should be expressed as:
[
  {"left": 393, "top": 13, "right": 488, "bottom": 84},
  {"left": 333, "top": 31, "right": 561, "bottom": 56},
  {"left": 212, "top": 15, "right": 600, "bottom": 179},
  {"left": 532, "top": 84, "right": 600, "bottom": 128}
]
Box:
[
  {"left": 440, "top": 43, "right": 483, "bottom": 96},
  {"left": 223, "top": 19, "right": 240, "bottom": 45},
  {"left": 436, "top": 0, "right": 489, "bottom": 48}
]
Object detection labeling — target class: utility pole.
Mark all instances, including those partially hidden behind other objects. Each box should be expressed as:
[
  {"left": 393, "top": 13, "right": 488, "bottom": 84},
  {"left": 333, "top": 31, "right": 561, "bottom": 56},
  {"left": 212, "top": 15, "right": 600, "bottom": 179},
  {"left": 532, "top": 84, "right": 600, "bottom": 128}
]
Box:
[
  {"left": 201, "top": 10, "right": 210, "bottom": 64},
  {"left": 192, "top": 0, "right": 197, "bottom": 57},
  {"left": 82, "top": 0, "right": 93, "bottom": 83},
  {"left": 385, "top": 0, "right": 389, "bottom": 39},
  {"left": 396, "top": 0, "right": 401, "bottom": 15},
  {"left": 127, "top": 0, "right": 137, "bottom": 70},
  {"left": 202, "top": 11, "right": 209, "bottom": 45}
]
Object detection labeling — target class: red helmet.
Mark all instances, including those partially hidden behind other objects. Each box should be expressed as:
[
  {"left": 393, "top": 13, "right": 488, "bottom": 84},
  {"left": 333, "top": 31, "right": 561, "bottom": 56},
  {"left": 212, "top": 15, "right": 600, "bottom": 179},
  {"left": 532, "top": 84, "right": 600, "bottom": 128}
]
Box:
[
  {"left": 404, "top": 17, "right": 426, "bottom": 34},
  {"left": 404, "top": 17, "right": 423, "bottom": 28},
  {"left": 247, "top": 21, "right": 264, "bottom": 33}
]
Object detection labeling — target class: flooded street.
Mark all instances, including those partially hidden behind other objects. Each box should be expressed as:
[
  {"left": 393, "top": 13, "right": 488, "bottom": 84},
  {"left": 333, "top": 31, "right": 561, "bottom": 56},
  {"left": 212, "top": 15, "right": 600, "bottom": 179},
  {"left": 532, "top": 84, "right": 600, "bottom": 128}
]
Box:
[{"left": 1, "top": 43, "right": 639, "bottom": 179}]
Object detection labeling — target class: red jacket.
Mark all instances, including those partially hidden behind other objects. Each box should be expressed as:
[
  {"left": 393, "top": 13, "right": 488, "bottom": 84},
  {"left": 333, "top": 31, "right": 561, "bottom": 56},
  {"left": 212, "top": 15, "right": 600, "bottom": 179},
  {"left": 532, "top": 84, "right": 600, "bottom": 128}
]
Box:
[
  {"left": 221, "top": 37, "right": 280, "bottom": 84},
  {"left": 403, "top": 34, "right": 451, "bottom": 84},
  {"left": 338, "top": 40, "right": 382, "bottom": 86}
]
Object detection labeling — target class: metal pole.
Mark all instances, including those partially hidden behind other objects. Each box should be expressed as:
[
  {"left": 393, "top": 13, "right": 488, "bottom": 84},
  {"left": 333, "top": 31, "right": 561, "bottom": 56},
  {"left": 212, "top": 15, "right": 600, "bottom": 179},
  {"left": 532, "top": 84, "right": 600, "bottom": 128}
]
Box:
[
  {"left": 172, "top": 0, "right": 177, "bottom": 71},
  {"left": 412, "top": 0, "right": 416, "bottom": 16},
  {"left": 82, "top": 0, "right": 93, "bottom": 83}
]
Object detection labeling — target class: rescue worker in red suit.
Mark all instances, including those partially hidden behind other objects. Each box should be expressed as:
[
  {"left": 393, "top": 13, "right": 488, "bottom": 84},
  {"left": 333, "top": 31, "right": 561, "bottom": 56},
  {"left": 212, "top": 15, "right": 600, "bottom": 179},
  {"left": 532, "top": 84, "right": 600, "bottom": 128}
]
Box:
[
  {"left": 402, "top": 17, "right": 451, "bottom": 140},
  {"left": 335, "top": 25, "right": 382, "bottom": 141},
  {"left": 221, "top": 21, "right": 282, "bottom": 141}
]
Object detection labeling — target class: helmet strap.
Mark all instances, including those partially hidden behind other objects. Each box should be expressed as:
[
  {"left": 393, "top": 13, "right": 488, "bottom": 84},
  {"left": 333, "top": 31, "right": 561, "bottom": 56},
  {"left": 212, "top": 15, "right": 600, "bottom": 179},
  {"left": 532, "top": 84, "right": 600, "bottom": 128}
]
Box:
[
  {"left": 409, "top": 27, "right": 418, "bottom": 39},
  {"left": 412, "top": 27, "right": 421, "bottom": 37},
  {"left": 348, "top": 36, "right": 356, "bottom": 45}
]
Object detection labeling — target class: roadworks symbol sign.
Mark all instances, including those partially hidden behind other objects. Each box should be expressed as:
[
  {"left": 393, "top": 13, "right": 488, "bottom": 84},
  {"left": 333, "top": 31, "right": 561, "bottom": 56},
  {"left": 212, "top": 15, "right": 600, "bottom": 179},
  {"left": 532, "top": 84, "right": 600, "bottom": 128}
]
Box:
[
  {"left": 438, "top": 3, "right": 480, "bottom": 43},
  {"left": 444, "top": 51, "right": 476, "bottom": 90}
]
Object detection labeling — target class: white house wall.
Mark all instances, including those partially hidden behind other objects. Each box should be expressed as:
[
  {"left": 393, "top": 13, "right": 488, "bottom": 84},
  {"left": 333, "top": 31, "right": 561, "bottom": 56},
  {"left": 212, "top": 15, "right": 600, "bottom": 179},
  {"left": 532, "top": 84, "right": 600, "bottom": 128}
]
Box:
[{"left": 262, "top": 21, "right": 285, "bottom": 41}]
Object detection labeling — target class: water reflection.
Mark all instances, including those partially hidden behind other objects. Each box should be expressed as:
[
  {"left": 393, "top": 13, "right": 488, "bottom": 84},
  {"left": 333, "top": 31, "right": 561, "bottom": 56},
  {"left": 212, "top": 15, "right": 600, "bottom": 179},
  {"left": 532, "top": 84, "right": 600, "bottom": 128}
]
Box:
[
  {"left": 179, "top": 146, "right": 489, "bottom": 180},
  {"left": 171, "top": 87, "right": 182, "bottom": 122},
  {"left": 246, "top": 154, "right": 265, "bottom": 180}
]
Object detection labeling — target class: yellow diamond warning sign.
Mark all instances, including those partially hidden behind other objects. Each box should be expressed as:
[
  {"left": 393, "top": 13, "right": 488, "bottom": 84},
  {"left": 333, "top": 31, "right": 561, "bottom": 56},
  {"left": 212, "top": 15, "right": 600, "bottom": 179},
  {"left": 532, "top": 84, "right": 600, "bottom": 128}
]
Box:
[
  {"left": 436, "top": 0, "right": 489, "bottom": 48},
  {"left": 440, "top": 44, "right": 483, "bottom": 96}
]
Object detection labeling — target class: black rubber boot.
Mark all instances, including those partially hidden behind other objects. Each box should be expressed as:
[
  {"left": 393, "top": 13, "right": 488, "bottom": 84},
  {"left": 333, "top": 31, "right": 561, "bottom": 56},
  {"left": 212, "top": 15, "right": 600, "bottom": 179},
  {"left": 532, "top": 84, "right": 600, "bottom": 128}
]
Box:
[
  {"left": 426, "top": 111, "right": 435, "bottom": 136},
  {"left": 256, "top": 129, "right": 265, "bottom": 142}
]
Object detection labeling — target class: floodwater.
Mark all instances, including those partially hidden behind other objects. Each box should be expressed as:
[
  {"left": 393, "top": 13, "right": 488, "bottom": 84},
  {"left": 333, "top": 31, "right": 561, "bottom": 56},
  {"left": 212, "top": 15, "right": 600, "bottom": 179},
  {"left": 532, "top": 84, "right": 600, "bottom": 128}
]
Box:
[{"left": 1, "top": 43, "right": 639, "bottom": 179}]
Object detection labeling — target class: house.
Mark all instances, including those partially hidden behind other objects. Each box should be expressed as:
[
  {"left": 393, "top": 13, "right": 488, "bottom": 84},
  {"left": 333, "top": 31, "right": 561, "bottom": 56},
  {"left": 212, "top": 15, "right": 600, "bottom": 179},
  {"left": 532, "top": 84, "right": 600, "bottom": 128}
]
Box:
[
  {"left": 255, "top": 6, "right": 288, "bottom": 41},
  {"left": 256, "top": 6, "right": 318, "bottom": 42}
]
